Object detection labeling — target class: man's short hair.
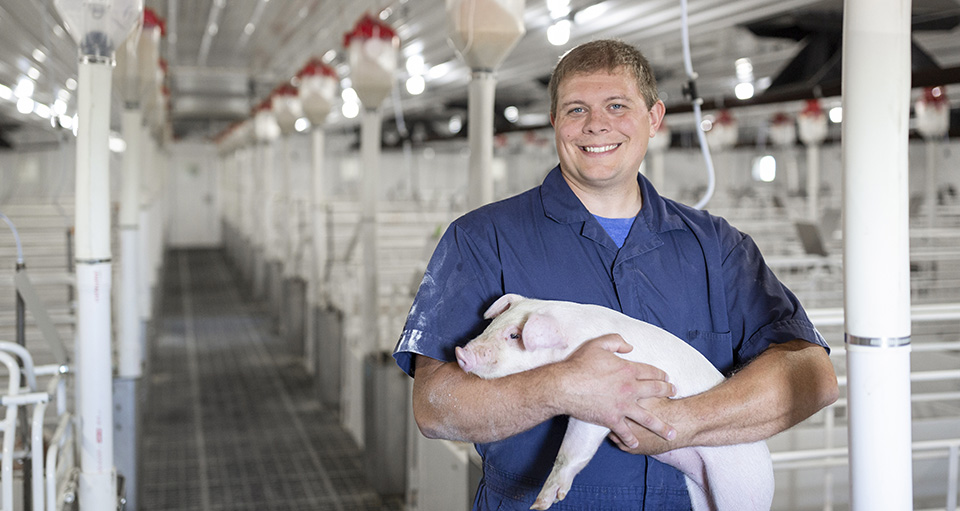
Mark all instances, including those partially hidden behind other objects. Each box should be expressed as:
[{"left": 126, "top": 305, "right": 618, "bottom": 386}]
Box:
[{"left": 548, "top": 39, "right": 659, "bottom": 118}]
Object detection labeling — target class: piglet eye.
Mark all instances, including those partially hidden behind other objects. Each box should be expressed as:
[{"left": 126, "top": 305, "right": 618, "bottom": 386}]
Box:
[{"left": 509, "top": 333, "right": 520, "bottom": 340}]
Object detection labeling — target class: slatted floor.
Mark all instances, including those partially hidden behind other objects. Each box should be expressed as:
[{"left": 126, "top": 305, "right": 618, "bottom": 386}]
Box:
[{"left": 141, "top": 249, "right": 404, "bottom": 511}]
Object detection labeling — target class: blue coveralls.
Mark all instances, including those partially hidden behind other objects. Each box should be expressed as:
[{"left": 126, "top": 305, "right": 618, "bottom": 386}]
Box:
[{"left": 394, "top": 166, "right": 828, "bottom": 510}]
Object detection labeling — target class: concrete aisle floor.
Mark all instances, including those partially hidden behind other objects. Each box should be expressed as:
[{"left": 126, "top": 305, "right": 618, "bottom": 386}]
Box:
[{"left": 140, "top": 249, "right": 404, "bottom": 511}]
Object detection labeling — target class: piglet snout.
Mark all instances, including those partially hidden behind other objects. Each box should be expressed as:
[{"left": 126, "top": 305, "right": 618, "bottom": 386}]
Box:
[{"left": 455, "top": 346, "right": 476, "bottom": 373}]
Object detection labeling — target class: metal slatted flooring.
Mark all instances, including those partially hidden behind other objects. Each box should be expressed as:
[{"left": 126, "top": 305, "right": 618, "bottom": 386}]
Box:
[{"left": 142, "top": 249, "right": 403, "bottom": 511}]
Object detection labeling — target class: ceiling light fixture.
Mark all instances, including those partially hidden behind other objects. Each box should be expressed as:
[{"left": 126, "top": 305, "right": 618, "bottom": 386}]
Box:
[
  {"left": 547, "top": 19, "right": 570, "bottom": 46},
  {"left": 405, "top": 75, "right": 425, "bottom": 95},
  {"left": 14, "top": 76, "right": 34, "bottom": 99}
]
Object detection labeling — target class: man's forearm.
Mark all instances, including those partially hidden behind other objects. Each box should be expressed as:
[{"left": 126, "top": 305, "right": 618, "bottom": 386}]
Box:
[
  {"left": 618, "top": 340, "right": 839, "bottom": 454},
  {"left": 411, "top": 336, "right": 679, "bottom": 446},
  {"left": 412, "top": 355, "right": 562, "bottom": 443}
]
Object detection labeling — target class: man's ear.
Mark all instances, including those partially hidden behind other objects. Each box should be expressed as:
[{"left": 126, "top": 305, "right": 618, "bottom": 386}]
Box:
[
  {"left": 648, "top": 100, "right": 666, "bottom": 137},
  {"left": 484, "top": 293, "right": 526, "bottom": 319},
  {"left": 521, "top": 312, "right": 567, "bottom": 351}
]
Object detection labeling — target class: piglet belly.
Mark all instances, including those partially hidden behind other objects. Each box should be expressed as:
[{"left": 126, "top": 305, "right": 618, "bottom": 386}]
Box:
[{"left": 654, "top": 441, "right": 774, "bottom": 511}]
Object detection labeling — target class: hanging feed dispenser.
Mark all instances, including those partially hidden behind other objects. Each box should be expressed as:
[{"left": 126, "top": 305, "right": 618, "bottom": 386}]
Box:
[
  {"left": 55, "top": 0, "right": 143, "bottom": 60},
  {"left": 138, "top": 8, "right": 164, "bottom": 97},
  {"left": 769, "top": 112, "right": 796, "bottom": 148},
  {"left": 298, "top": 58, "right": 339, "bottom": 125},
  {"left": 254, "top": 99, "right": 281, "bottom": 143},
  {"left": 707, "top": 109, "right": 738, "bottom": 150},
  {"left": 113, "top": 20, "right": 140, "bottom": 105},
  {"left": 446, "top": 0, "right": 525, "bottom": 71},
  {"left": 272, "top": 84, "right": 304, "bottom": 135},
  {"left": 797, "top": 99, "right": 828, "bottom": 146},
  {"left": 344, "top": 13, "right": 399, "bottom": 108},
  {"left": 915, "top": 86, "right": 950, "bottom": 140}
]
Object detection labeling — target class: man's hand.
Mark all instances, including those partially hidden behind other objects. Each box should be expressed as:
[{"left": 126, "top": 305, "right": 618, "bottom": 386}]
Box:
[
  {"left": 552, "top": 334, "right": 677, "bottom": 449},
  {"left": 608, "top": 339, "right": 838, "bottom": 455}
]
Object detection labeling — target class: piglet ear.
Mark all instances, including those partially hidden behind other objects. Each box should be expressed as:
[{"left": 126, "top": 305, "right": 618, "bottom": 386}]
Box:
[
  {"left": 483, "top": 293, "right": 526, "bottom": 319},
  {"left": 521, "top": 312, "right": 567, "bottom": 351}
]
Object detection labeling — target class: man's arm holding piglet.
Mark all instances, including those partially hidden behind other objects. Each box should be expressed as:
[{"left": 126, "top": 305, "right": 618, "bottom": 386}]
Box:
[
  {"left": 611, "top": 339, "right": 839, "bottom": 455},
  {"left": 412, "top": 334, "right": 678, "bottom": 447}
]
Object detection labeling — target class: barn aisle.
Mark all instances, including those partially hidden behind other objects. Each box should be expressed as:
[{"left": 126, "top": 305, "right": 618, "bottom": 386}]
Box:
[{"left": 140, "top": 249, "right": 403, "bottom": 511}]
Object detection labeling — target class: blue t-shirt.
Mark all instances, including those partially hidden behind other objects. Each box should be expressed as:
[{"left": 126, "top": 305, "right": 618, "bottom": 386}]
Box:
[
  {"left": 594, "top": 214, "right": 636, "bottom": 248},
  {"left": 394, "top": 166, "right": 827, "bottom": 510}
]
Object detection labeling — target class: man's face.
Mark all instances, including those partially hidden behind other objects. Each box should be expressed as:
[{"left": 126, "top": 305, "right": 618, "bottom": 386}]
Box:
[{"left": 551, "top": 67, "right": 665, "bottom": 194}]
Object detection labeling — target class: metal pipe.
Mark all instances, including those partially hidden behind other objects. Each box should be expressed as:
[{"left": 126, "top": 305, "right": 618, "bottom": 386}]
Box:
[
  {"left": 926, "top": 139, "right": 938, "bottom": 228},
  {"left": 119, "top": 108, "right": 143, "bottom": 379},
  {"left": 948, "top": 444, "right": 958, "bottom": 511},
  {"left": 806, "top": 143, "right": 821, "bottom": 221},
  {"left": 361, "top": 108, "right": 381, "bottom": 353},
  {"left": 311, "top": 128, "right": 327, "bottom": 306},
  {"left": 467, "top": 70, "right": 496, "bottom": 210},
  {"left": 74, "top": 57, "right": 117, "bottom": 511},
  {"left": 842, "top": 0, "right": 913, "bottom": 508}
]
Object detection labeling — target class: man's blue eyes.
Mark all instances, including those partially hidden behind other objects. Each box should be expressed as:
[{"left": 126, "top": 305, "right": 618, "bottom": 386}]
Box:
[{"left": 568, "top": 104, "right": 624, "bottom": 114}]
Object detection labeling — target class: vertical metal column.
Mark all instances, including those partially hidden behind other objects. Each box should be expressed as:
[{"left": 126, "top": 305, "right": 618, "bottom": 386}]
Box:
[
  {"left": 75, "top": 57, "right": 118, "bottom": 511},
  {"left": 842, "top": 0, "right": 913, "bottom": 509},
  {"left": 467, "top": 71, "right": 496, "bottom": 210},
  {"left": 361, "top": 108, "right": 381, "bottom": 353},
  {"left": 116, "top": 106, "right": 143, "bottom": 511},
  {"left": 308, "top": 127, "right": 327, "bottom": 372}
]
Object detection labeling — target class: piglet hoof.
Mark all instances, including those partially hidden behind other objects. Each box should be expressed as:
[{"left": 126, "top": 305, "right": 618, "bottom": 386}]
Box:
[{"left": 530, "top": 478, "right": 569, "bottom": 510}]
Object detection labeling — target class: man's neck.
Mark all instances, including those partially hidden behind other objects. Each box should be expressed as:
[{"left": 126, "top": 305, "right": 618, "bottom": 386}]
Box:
[{"left": 563, "top": 175, "right": 643, "bottom": 218}]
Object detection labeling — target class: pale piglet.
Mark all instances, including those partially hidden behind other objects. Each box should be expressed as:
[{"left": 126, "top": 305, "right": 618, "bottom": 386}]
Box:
[{"left": 455, "top": 294, "right": 774, "bottom": 511}]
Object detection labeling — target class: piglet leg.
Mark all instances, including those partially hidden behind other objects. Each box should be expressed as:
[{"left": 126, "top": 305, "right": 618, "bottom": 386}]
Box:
[{"left": 532, "top": 420, "right": 609, "bottom": 510}]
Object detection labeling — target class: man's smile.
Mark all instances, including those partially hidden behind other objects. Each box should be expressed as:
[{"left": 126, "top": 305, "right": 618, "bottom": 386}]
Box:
[{"left": 581, "top": 143, "right": 621, "bottom": 154}]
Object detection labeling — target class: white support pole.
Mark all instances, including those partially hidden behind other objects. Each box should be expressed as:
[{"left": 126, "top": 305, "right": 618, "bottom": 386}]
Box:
[
  {"left": 361, "top": 108, "right": 381, "bottom": 353},
  {"left": 116, "top": 106, "right": 143, "bottom": 511},
  {"left": 467, "top": 70, "right": 496, "bottom": 210},
  {"left": 311, "top": 128, "right": 327, "bottom": 307},
  {"left": 925, "top": 140, "right": 937, "bottom": 228},
  {"left": 119, "top": 108, "right": 143, "bottom": 379},
  {"left": 306, "top": 128, "right": 327, "bottom": 375},
  {"left": 806, "top": 143, "right": 821, "bottom": 222},
  {"left": 280, "top": 137, "right": 294, "bottom": 277},
  {"left": 138, "top": 129, "right": 154, "bottom": 322},
  {"left": 75, "top": 57, "right": 117, "bottom": 511},
  {"left": 263, "top": 142, "right": 277, "bottom": 262},
  {"left": 842, "top": 0, "right": 913, "bottom": 510}
]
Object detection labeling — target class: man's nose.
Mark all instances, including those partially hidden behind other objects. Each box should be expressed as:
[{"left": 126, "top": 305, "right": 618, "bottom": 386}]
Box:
[{"left": 583, "top": 111, "right": 611, "bottom": 133}]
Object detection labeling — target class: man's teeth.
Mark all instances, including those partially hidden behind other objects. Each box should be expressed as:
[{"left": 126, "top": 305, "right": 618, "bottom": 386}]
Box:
[{"left": 582, "top": 144, "right": 619, "bottom": 153}]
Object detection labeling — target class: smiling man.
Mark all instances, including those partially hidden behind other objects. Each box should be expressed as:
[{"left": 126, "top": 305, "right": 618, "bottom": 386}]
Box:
[{"left": 393, "top": 39, "right": 838, "bottom": 510}]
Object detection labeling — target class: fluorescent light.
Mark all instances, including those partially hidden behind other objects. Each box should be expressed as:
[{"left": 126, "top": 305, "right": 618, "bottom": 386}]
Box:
[
  {"left": 575, "top": 2, "right": 610, "bottom": 23},
  {"left": 66, "top": 78, "right": 77, "bottom": 90},
  {"left": 448, "top": 115, "right": 462, "bottom": 134},
  {"left": 734, "top": 82, "right": 754, "bottom": 100},
  {"left": 752, "top": 155, "right": 776, "bottom": 182},
  {"left": 405, "top": 75, "right": 425, "bottom": 95},
  {"left": 829, "top": 106, "right": 842, "bottom": 123},
  {"left": 342, "top": 101, "right": 359, "bottom": 119},
  {"left": 34, "top": 102, "right": 51, "bottom": 119},
  {"left": 0, "top": 83, "right": 12, "bottom": 101},
  {"left": 547, "top": 19, "right": 571, "bottom": 46},
  {"left": 341, "top": 87, "right": 359, "bottom": 103},
  {"left": 17, "top": 97, "right": 35, "bottom": 114},
  {"left": 294, "top": 117, "right": 310, "bottom": 132},
  {"left": 32, "top": 49, "right": 47, "bottom": 63},
  {"left": 504, "top": 106, "right": 519, "bottom": 123},
  {"left": 406, "top": 54, "right": 425, "bottom": 75},
  {"left": 15, "top": 76, "right": 34, "bottom": 98},
  {"left": 109, "top": 132, "right": 126, "bottom": 153}
]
